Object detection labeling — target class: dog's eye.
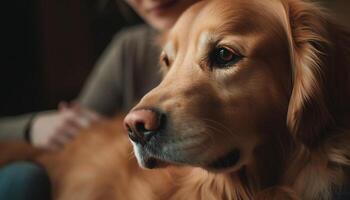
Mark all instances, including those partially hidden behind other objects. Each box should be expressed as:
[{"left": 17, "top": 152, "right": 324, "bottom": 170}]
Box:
[{"left": 211, "top": 47, "right": 242, "bottom": 68}]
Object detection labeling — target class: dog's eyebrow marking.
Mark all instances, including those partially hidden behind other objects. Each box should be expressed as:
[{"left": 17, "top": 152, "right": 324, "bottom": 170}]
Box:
[
  {"left": 197, "top": 31, "right": 213, "bottom": 52},
  {"left": 196, "top": 31, "right": 216, "bottom": 67},
  {"left": 164, "top": 41, "right": 176, "bottom": 60}
]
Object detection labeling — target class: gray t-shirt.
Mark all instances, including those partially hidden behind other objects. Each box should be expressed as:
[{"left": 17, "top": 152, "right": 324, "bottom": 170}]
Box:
[{"left": 0, "top": 24, "right": 162, "bottom": 140}]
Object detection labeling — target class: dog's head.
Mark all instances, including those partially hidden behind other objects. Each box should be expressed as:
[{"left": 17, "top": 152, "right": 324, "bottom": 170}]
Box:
[{"left": 124, "top": 0, "right": 350, "bottom": 172}]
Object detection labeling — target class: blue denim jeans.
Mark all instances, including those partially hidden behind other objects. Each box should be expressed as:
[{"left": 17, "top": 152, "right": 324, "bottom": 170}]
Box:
[{"left": 0, "top": 162, "right": 51, "bottom": 200}]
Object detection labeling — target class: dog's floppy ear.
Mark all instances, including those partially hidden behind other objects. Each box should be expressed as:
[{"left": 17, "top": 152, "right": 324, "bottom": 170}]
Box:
[{"left": 283, "top": 0, "right": 335, "bottom": 147}]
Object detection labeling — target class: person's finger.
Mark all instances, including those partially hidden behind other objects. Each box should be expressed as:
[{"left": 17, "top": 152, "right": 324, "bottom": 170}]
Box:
[
  {"left": 58, "top": 101, "right": 69, "bottom": 111},
  {"left": 59, "top": 108, "right": 87, "bottom": 127},
  {"left": 48, "top": 141, "right": 63, "bottom": 151},
  {"left": 64, "top": 101, "right": 82, "bottom": 114},
  {"left": 66, "top": 102, "right": 100, "bottom": 119},
  {"left": 60, "top": 124, "right": 81, "bottom": 138},
  {"left": 62, "top": 112, "right": 91, "bottom": 129},
  {"left": 63, "top": 114, "right": 86, "bottom": 128},
  {"left": 78, "top": 107, "right": 103, "bottom": 122},
  {"left": 69, "top": 101, "right": 80, "bottom": 110},
  {"left": 50, "top": 132, "right": 74, "bottom": 149},
  {"left": 59, "top": 106, "right": 101, "bottom": 130},
  {"left": 46, "top": 136, "right": 65, "bottom": 151},
  {"left": 75, "top": 117, "right": 91, "bottom": 128},
  {"left": 68, "top": 105, "right": 102, "bottom": 125}
]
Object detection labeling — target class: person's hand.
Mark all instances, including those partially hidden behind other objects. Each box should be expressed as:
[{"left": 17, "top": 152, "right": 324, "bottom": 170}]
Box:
[{"left": 30, "top": 103, "right": 102, "bottom": 150}]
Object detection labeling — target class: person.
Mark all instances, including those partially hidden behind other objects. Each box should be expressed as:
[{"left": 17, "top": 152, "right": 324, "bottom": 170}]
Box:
[{"left": 0, "top": 0, "right": 199, "bottom": 199}]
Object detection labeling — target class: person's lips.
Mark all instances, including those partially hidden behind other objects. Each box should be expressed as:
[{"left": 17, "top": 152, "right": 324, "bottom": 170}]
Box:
[{"left": 146, "top": 0, "right": 178, "bottom": 15}]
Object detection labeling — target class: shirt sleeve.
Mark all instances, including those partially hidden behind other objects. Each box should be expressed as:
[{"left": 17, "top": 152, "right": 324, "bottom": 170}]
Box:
[
  {"left": 0, "top": 113, "right": 34, "bottom": 141},
  {"left": 0, "top": 110, "right": 53, "bottom": 141},
  {"left": 77, "top": 31, "right": 128, "bottom": 116}
]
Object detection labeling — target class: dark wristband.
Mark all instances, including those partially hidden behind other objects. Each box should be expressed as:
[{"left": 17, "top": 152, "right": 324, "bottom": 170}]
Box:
[{"left": 24, "top": 114, "right": 36, "bottom": 143}]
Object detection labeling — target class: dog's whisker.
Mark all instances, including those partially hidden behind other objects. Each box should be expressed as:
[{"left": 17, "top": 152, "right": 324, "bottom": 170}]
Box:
[
  {"left": 202, "top": 118, "right": 233, "bottom": 134},
  {"left": 201, "top": 118, "right": 239, "bottom": 142}
]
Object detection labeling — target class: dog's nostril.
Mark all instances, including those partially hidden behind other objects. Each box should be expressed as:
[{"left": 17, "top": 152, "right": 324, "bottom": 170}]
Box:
[
  {"left": 135, "top": 122, "right": 147, "bottom": 132},
  {"left": 135, "top": 122, "right": 156, "bottom": 142},
  {"left": 124, "top": 109, "right": 165, "bottom": 145}
]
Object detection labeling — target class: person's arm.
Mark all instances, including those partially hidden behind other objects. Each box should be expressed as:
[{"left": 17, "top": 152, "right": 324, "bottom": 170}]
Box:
[
  {"left": 0, "top": 113, "right": 37, "bottom": 141},
  {"left": 0, "top": 107, "right": 101, "bottom": 149}
]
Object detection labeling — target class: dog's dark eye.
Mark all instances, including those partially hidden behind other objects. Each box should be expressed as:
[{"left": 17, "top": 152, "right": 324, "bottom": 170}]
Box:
[{"left": 211, "top": 47, "right": 241, "bottom": 68}]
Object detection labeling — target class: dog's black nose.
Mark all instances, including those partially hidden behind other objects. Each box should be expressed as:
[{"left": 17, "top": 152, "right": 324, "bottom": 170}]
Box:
[{"left": 123, "top": 109, "right": 163, "bottom": 145}]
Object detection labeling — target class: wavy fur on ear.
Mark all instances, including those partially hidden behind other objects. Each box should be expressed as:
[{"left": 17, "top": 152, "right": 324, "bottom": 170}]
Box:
[
  {"left": 284, "top": 0, "right": 350, "bottom": 147},
  {"left": 281, "top": 1, "right": 350, "bottom": 199}
]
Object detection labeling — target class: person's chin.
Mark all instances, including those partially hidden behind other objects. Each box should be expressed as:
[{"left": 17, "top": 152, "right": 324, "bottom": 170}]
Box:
[{"left": 147, "top": 17, "right": 177, "bottom": 31}]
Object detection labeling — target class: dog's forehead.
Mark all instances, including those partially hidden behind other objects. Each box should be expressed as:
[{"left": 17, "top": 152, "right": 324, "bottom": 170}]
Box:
[
  {"left": 167, "top": 0, "right": 287, "bottom": 49},
  {"left": 165, "top": 1, "right": 208, "bottom": 45}
]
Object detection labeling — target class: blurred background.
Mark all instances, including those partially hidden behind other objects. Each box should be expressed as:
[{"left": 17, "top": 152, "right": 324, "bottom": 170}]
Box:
[{"left": 1, "top": 0, "right": 349, "bottom": 116}]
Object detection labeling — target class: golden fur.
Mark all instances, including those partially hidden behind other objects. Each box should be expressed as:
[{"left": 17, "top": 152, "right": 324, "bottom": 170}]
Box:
[{"left": 1, "top": 0, "right": 350, "bottom": 199}]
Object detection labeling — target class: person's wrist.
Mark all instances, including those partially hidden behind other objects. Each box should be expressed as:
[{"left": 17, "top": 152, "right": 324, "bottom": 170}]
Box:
[{"left": 24, "top": 114, "right": 37, "bottom": 144}]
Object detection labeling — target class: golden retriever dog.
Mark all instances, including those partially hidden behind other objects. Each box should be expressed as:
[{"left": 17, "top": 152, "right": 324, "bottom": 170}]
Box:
[{"left": 1, "top": 0, "right": 350, "bottom": 199}]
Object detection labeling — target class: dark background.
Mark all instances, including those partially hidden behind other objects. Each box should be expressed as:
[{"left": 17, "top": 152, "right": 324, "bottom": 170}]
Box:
[
  {"left": 1, "top": 0, "right": 349, "bottom": 116},
  {"left": 1, "top": 0, "right": 141, "bottom": 116}
]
